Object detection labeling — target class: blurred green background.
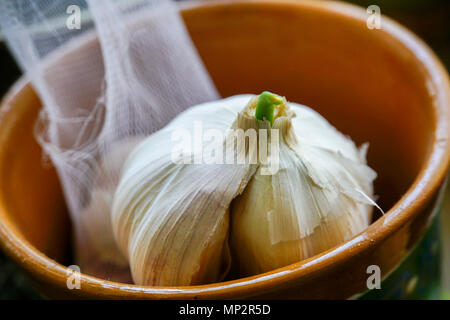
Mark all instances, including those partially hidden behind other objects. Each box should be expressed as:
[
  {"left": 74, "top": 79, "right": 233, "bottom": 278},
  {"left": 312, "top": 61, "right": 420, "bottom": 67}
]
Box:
[{"left": 0, "top": 0, "right": 449, "bottom": 299}]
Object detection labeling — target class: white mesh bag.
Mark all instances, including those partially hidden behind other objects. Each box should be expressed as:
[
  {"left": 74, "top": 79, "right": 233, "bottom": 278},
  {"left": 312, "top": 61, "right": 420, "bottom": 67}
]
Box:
[{"left": 0, "top": 0, "right": 218, "bottom": 282}]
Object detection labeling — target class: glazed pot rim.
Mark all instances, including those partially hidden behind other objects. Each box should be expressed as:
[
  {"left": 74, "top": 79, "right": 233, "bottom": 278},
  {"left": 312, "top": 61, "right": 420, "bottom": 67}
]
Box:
[{"left": 0, "top": 0, "right": 449, "bottom": 299}]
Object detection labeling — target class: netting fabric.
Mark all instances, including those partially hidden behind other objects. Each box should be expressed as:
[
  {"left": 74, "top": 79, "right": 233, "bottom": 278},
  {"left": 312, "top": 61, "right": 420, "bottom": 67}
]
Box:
[{"left": 0, "top": 0, "right": 218, "bottom": 281}]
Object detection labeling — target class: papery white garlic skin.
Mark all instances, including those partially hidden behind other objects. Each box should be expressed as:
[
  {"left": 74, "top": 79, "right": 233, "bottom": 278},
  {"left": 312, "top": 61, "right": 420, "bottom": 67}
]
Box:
[
  {"left": 111, "top": 95, "right": 377, "bottom": 285},
  {"left": 111, "top": 96, "right": 257, "bottom": 286},
  {"left": 230, "top": 100, "right": 376, "bottom": 276}
]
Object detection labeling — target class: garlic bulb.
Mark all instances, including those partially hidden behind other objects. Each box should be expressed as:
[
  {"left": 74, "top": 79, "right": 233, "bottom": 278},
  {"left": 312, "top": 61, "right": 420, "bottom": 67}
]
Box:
[{"left": 111, "top": 93, "right": 377, "bottom": 286}]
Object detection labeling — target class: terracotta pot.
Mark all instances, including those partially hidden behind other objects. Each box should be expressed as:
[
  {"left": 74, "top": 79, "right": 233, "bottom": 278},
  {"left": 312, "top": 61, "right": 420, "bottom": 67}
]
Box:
[{"left": 0, "top": 0, "right": 449, "bottom": 299}]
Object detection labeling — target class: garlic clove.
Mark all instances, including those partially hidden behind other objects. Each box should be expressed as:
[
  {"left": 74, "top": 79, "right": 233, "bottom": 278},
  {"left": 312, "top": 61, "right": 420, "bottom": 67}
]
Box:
[{"left": 230, "top": 99, "right": 376, "bottom": 276}]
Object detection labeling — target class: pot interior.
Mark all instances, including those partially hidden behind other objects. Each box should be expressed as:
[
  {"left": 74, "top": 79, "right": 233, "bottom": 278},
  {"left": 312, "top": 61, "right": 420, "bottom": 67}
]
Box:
[{"left": 0, "top": 1, "right": 436, "bottom": 283}]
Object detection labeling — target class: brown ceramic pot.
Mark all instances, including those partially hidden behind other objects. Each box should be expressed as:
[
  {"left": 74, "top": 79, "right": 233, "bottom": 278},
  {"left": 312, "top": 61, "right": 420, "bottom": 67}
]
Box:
[{"left": 0, "top": 0, "right": 449, "bottom": 299}]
